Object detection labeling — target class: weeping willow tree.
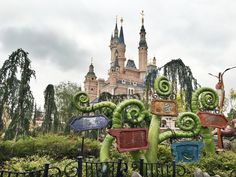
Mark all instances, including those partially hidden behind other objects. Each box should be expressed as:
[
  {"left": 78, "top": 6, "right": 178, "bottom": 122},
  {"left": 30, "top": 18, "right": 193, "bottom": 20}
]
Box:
[
  {"left": 2, "top": 49, "right": 35, "bottom": 140},
  {"left": 145, "top": 59, "right": 199, "bottom": 111},
  {"left": 42, "top": 84, "right": 59, "bottom": 133},
  {"left": 0, "top": 51, "right": 20, "bottom": 131},
  {"left": 163, "top": 59, "right": 199, "bottom": 111}
]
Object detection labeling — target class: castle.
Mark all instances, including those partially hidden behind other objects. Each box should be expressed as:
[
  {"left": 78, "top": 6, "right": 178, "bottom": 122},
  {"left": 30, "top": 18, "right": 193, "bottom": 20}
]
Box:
[{"left": 84, "top": 14, "right": 157, "bottom": 101}]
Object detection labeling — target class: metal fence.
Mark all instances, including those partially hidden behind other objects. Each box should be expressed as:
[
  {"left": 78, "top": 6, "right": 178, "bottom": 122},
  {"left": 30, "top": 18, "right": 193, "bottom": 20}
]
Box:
[
  {"left": 0, "top": 156, "right": 189, "bottom": 177},
  {"left": 0, "top": 163, "right": 61, "bottom": 177},
  {"left": 132, "top": 159, "right": 188, "bottom": 177}
]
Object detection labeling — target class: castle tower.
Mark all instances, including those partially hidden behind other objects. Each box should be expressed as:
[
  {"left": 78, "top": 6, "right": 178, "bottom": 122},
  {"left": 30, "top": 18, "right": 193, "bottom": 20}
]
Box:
[
  {"left": 84, "top": 61, "right": 98, "bottom": 101},
  {"left": 109, "top": 18, "right": 120, "bottom": 64},
  {"left": 108, "top": 50, "right": 120, "bottom": 94},
  {"left": 117, "top": 17, "right": 126, "bottom": 73},
  {"left": 138, "top": 11, "right": 148, "bottom": 80}
]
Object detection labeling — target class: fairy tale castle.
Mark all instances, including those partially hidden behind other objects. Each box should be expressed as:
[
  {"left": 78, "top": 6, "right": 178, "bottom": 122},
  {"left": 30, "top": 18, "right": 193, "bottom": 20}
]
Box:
[{"left": 84, "top": 14, "right": 157, "bottom": 101}]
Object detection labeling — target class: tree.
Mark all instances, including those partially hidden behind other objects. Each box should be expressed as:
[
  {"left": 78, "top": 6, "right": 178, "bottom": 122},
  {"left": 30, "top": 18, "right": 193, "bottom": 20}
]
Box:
[
  {"left": 229, "top": 88, "right": 236, "bottom": 109},
  {"left": 55, "top": 81, "right": 81, "bottom": 133},
  {"left": 228, "top": 88, "right": 236, "bottom": 120},
  {"left": 0, "top": 51, "right": 20, "bottom": 131},
  {"left": 2, "top": 49, "right": 35, "bottom": 140},
  {"left": 144, "top": 59, "right": 199, "bottom": 111},
  {"left": 163, "top": 59, "right": 200, "bottom": 111},
  {"left": 42, "top": 84, "right": 58, "bottom": 133}
]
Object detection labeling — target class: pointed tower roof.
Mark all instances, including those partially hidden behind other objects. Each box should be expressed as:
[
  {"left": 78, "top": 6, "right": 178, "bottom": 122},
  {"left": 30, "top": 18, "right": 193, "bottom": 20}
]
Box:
[
  {"left": 139, "top": 10, "right": 148, "bottom": 48},
  {"left": 86, "top": 59, "right": 96, "bottom": 78},
  {"left": 119, "top": 17, "right": 125, "bottom": 44},
  {"left": 114, "top": 16, "right": 119, "bottom": 38}
]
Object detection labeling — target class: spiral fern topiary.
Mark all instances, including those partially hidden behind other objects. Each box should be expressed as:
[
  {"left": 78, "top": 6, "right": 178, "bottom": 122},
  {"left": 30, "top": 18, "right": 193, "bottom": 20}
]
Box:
[
  {"left": 191, "top": 87, "right": 219, "bottom": 155},
  {"left": 100, "top": 99, "right": 149, "bottom": 162}
]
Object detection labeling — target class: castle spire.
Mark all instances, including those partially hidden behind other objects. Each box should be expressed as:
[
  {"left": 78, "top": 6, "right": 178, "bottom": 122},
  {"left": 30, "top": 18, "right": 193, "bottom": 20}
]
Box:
[
  {"left": 86, "top": 59, "right": 96, "bottom": 78},
  {"left": 141, "top": 10, "right": 144, "bottom": 25},
  {"left": 138, "top": 10, "right": 148, "bottom": 80},
  {"left": 114, "top": 16, "right": 119, "bottom": 38},
  {"left": 119, "top": 17, "right": 125, "bottom": 44},
  {"left": 139, "top": 10, "right": 147, "bottom": 48}
]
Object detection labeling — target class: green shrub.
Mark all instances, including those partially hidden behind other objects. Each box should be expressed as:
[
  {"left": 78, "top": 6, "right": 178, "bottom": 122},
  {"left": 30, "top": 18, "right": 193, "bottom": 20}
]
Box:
[
  {"left": 232, "top": 140, "right": 236, "bottom": 153},
  {"left": 0, "top": 134, "right": 100, "bottom": 162},
  {"left": 179, "top": 150, "right": 236, "bottom": 177},
  {"left": 3, "top": 155, "right": 52, "bottom": 171}
]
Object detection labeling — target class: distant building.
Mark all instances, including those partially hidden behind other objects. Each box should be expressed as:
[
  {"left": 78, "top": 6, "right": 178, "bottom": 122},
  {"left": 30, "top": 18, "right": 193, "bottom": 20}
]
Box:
[{"left": 84, "top": 15, "right": 157, "bottom": 101}]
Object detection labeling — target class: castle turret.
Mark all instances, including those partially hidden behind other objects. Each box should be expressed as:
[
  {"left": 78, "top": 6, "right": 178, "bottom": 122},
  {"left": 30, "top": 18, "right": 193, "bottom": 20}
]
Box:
[
  {"left": 110, "top": 18, "right": 120, "bottom": 63},
  {"left": 108, "top": 50, "right": 119, "bottom": 94},
  {"left": 84, "top": 61, "right": 98, "bottom": 101},
  {"left": 147, "top": 57, "right": 157, "bottom": 73},
  {"left": 138, "top": 11, "right": 148, "bottom": 80},
  {"left": 117, "top": 17, "right": 126, "bottom": 73}
]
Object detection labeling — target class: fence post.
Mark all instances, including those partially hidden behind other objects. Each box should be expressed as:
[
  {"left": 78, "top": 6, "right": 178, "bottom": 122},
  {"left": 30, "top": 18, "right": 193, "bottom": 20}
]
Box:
[
  {"left": 77, "top": 156, "right": 83, "bottom": 177},
  {"left": 139, "top": 159, "right": 144, "bottom": 176},
  {"left": 116, "top": 158, "right": 122, "bottom": 177},
  {"left": 172, "top": 160, "right": 176, "bottom": 177},
  {"left": 43, "top": 163, "right": 50, "bottom": 177}
]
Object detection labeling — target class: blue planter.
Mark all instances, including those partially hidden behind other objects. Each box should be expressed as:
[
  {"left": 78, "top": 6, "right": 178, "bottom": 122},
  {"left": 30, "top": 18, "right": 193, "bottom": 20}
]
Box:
[{"left": 171, "top": 141, "right": 204, "bottom": 163}]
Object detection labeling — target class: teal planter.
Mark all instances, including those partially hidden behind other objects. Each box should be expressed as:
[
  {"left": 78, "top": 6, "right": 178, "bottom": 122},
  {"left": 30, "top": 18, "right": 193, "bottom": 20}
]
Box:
[{"left": 171, "top": 141, "right": 204, "bottom": 163}]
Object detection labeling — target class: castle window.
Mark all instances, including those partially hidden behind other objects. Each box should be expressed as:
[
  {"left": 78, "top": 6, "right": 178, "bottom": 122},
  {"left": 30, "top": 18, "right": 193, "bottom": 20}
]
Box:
[
  {"left": 133, "top": 82, "right": 137, "bottom": 86},
  {"left": 161, "top": 120, "right": 167, "bottom": 128},
  {"left": 128, "top": 88, "right": 134, "bottom": 95},
  {"left": 91, "top": 77, "right": 94, "bottom": 80},
  {"left": 122, "top": 80, "right": 126, "bottom": 84},
  {"left": 91, "top": 88, "right": 94, "bottom": 91}
]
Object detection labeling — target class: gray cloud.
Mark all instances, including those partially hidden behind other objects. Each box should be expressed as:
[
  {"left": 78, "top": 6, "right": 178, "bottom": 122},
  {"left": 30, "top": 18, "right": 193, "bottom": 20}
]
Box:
[{"left": 0, "top": 27, "right": 89, "bottom": 71}]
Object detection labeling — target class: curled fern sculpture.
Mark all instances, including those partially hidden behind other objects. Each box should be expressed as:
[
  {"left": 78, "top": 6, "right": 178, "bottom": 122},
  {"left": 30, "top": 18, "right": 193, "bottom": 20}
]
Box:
[
  {"left": 73, "top": 91, "right": 150, "bottom": 162},
  {"left": 73, "top": 76, "right": 205, "bottom": 163},
  {"left": 101, "top": 99, "right": 149, "bottom": 162},
  {"left": 191, "top": 87, "right": 219, "bottom": 112},
  {"left": 191, "top": 87, "right": 219, "bottom": 154},
  {"left": 147, "top": 76, "right": 202, "bottom": 162},
  {"left": 146, "top": 76, "right": 172, "bottom": 162},
  {"left": 73, "top": 91, "right": 116, "bottom": 117}
]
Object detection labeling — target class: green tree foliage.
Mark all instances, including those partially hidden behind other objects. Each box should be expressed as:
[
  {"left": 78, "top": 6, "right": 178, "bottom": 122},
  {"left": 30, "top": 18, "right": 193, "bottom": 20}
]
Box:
[
  {"left": 163, "top": 59, "right": 199, "bottom": 111},
  {"left": 42, "top": 84, "right": 58, "bottom": 133},
  {"left": 55, "top": 81, "right": 81, "bottom": 134},
  {"left": 0, "top": 51, "right": 20, "bottom": 131},
  {"left": 145, "top": 59, "right": 199, "bottom": 111},
  {"left": 228, "top": 89, "right": 236, "bottom": 120},
  {"left": 1, "top": 49, "right": 35, "bottom": 140}
]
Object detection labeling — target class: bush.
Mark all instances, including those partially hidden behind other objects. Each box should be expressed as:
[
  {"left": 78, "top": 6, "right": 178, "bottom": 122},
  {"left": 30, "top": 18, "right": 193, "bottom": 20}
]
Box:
[
  {"left": 0, "top": 134, "right": 100, "bottom": 162},
  {"left": 180, "top": 150, "right": 236, "bottom": 177},
  {"left": 3, "top": 155, "right": 52, "bottom": 171},
  {"left": 232, "top": 140, "right": 236, "bottom": 153}
]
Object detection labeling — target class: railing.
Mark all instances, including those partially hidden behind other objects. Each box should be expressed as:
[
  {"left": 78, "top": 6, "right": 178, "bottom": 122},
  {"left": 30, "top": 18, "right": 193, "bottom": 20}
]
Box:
[
  {"left": 132, "top": 159, "right": 189, "bottom": 177},
  {"left": 64, "top": 156, "right": 127, "bottom": 177},
  {"left": 0, "top": 163, "right": 61, "bottom": 177},
  {"left": 0, "top": 157, "right": 190, "bottom": 177}
]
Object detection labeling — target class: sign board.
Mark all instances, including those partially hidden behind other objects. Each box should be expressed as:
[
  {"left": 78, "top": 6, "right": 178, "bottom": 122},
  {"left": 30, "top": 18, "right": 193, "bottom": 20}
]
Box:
[
  {"left": 70, "top": 115, "right": 110, "bottom": 132},
  {"left": 108, "top": 128, "right": 149, "bottom": 152},
  {"left": 151, "top": 100, "right": 178, "bottom": 117},
  {"left": 171, "top": 141, "right": 204, "bottom": 163},
  {"left": 197, "top": 112, "right": 228, "bottom": 128}
]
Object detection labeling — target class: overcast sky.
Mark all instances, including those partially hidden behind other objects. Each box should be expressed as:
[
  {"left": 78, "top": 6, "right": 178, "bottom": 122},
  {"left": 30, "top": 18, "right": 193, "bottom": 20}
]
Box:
[{"left": 0, "top": 0, "right": 236, "bottom": 108}]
